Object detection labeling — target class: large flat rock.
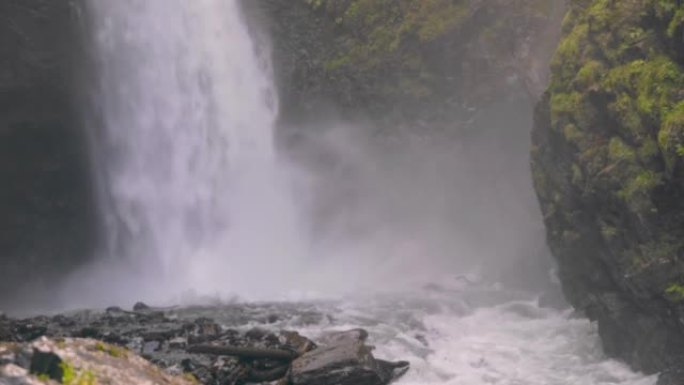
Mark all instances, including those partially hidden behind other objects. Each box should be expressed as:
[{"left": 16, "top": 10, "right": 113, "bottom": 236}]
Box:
[{"left": 291, "top": 329, "right": 405, "bottom": 385}]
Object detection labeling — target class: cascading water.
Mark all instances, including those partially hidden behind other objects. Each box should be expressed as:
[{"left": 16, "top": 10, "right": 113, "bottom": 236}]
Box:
[{"left": 87, "top": 0, "right": 306, "bottom": 300}]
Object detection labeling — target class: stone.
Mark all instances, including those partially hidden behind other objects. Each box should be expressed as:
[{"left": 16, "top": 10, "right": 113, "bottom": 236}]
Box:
[
  {"left": 0, "top": 338, "right": 196, "bottom": 385},
  {"left": 133, "top": 302, "right": 151, "bottom": 312},
  {"left": 169, "top": 337, "right": 188, "bottom": 349},
  {"left": 290, "top": 329, "right": 406, "bottom": 385},
  {"left": 28, "top": 349, "right": 63, "bottom": 382}
]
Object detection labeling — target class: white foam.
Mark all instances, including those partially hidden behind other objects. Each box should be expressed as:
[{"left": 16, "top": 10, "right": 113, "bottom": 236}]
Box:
[{"left": 282, "top": 289, "right": 656, "bottom": 385}]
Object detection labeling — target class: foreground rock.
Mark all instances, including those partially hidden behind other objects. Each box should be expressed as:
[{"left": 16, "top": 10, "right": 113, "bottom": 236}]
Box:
[
  {"left": 291, "top": 329, "right": 408, "bottom": 385},
  {"left": 0, "top": 337, "right": 195, "bottom": 385},
  {"left": 0, "top": 307, "right": 408, "bottom": 385}
]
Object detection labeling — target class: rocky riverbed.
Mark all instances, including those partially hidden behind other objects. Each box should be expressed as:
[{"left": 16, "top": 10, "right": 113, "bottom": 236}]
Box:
[
  {"left": 0, "top": 303, "right": 408, "bottom": 385},
  {"left": 0, "top": 278, "right": 659, "bottom": 385}
]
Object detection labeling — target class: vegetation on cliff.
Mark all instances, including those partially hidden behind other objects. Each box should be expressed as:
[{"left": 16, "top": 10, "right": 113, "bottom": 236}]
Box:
[
  {"left": 532, "top": 0, "right": 684, "bottom": 373},
  {"left": 267, "top": 0, "right": 562, "bottom": 125}
]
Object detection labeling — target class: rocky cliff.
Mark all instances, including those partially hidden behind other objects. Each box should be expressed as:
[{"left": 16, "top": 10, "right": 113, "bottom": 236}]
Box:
[
  {"left": 532, "top": 0, "right": 684, "bottom": 375},
  {"left": 247, "top": 0, "right": 565, "bottom": 130},
  {"left": 0, "top": 0, "right": 96, "bottom": 307}
]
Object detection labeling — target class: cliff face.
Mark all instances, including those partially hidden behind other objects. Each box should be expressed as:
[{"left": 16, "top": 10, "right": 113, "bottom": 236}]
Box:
[
  {"left": 532, "top": 0, "right": 684, "bottom": 374},
  {"left": 0, "top": 0, "right": 95, "bottom": 306},
  {"left": 247, "top": 0, "right": 565, "bottom": 129}
]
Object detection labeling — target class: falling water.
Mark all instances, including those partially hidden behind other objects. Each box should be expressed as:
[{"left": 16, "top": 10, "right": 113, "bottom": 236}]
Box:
[{"left": 87, "top": 0, "right": 306, "bottom": 299}]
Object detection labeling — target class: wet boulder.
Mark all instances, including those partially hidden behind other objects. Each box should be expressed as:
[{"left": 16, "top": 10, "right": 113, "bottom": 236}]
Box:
[{"left": 290, "top": 329, "right": 408, "bottom": 385}]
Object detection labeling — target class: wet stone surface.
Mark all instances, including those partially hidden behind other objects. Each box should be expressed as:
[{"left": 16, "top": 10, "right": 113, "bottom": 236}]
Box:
[{"left": 0, "top": 304, "right": 409, "bottom": 385}]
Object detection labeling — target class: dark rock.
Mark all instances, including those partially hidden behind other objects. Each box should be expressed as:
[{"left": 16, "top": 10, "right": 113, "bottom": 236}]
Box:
[
  {"left": 658, "top": 366, "right": 684, "bottom": 385},
  {"left": 290, "top": 329, "right": 407, "bottom": 385},
  {"left": 133, "top": 302, "right": 151, "bottom": 312},
  {"left": 377, "top": 360, "right": 411, "bottom": 384},
  {"left": 0, "top": 306, "right": 407, "bottom": 385},
  {"left": 28, "top": 349, "right": 62, "bottom": 382}
]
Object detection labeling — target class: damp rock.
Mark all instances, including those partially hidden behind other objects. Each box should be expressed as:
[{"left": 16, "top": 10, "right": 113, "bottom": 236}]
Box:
[{"left": 291, "top": 329, "right": 408, "bottom": 385}]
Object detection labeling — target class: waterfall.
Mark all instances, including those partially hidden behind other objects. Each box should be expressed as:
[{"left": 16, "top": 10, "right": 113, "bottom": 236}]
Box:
[{"left": 87, "top": 0, "right": 306, "bottom": 300}]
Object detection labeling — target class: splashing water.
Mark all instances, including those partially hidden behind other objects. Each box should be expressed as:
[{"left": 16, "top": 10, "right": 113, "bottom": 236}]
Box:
[
  {"left": 87, "top": 0, "right": 307, "bottom": 300},
  {"left": 167, "top": 279, "right": 656, "bottom": 385}
]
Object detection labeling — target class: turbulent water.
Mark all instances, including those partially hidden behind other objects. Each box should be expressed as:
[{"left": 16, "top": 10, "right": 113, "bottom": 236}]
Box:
[
  {"left": 170, "top": 277, "right": 655, "bottom": 385},
  {"left": 88, "top": 0, "right": 306, "bottom": 299}
]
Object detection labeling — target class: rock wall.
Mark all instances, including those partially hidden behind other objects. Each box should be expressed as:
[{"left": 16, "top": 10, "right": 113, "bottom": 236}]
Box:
[
  {"left": 0, "top": 0, "right": 96, "bottom": 307},
  {"left": 246, "top": 0, "right": 565, "bottom": 129},
  {"left": 532, "top": 0, "right": 684, "bottom": 374}
]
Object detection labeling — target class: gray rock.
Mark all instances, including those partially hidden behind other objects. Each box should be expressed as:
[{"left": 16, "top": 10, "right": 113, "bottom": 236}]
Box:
[{"left": 291, "top": 329, "right": 406, "bottom": 385}]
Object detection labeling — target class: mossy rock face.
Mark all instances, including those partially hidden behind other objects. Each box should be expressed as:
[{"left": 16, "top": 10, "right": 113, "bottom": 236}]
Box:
[
  {"left": 247, "top": 0, "right": 565, "bottom": 129},
  {"left": 532, "top": 0, "right": 684, "bottom": 373}
]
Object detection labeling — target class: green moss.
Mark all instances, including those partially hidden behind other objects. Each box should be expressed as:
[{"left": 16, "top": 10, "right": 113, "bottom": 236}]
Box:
[
  {"left": 600, "top": 223, "right": 618, "bottom": 241},
  {"left": 618, "top": 170, "right": 662, "bottom": 214},
  {"left": 666, "top": 283, "right": 684, "bottom": 302},
  {"left": 658, "top": 101, "right": 684, "bottom": 172},
  {"left": 603, "top": 57, "right": 684, "bottom": 121},
  {"left": 563, "top": 123, "right": 585, "bottom": 144},
  {"left": 608, "top": 137, "right": 637, "bottom": 162},
  {"left": 94, "top": 341, "right": 127, "bottom": 359},
  {"left": 60, "top": 361, "right": 96, "bottom": 385},
  {"left": 550, "top": 92, "right": 583, "bottom": 124},
  {"left": 576, "top": 59, "right": 605, "bottom": 88}
]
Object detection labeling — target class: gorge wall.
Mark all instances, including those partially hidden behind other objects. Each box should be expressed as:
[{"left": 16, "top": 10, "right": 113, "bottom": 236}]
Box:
[
  {"left": 0, "top": 0, "right": 96, "bottom": 308},
  {"left": 531, "top": 0, "right": 684, "bottom": 375}
]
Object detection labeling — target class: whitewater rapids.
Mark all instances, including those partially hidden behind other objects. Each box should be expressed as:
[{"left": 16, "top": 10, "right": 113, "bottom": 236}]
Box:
[{"left": 167, "top": 278, "right": 655, "bottom": 385}]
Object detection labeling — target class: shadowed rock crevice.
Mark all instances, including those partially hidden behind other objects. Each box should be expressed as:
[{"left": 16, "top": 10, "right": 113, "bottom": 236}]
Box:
[{"left": 0, "top": 0, "right": 97, "bottom": 308}]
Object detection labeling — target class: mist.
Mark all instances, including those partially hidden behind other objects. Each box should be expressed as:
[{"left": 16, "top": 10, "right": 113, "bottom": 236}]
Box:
[{"left": 3, "top": 0, "right": 554, "bottom": 315}]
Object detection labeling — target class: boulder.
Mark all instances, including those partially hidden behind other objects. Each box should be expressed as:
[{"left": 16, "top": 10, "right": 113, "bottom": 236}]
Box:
[
  {"left": 290, "top": 329, "right": 407, "bottom": 385},
  {"left": 0, "top": 337, "right": 196, "bottom": 385}
]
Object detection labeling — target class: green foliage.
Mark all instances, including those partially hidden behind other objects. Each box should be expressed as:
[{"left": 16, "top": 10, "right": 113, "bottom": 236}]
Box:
[
  {"left": 666, "top": 283, "right": 684, "bottom": 302},
  {"left": 307, "top": 0, "right": 560, "bottom": 104},
  {"left": 576, "top": 59, "right": 605, "bottom": 88},
  {"left": 95, "top": 341, "right": 127, "bottom": 358},
  {"left": 545, "top": 0, "right": 684, "bottom": 220},
  {"left": 608, "top": 137, "right": 636, "bottom": 162},
  {"left": 603, "top": 57, "right": 684, "bottom": 122},
  {"left": 618, "top": 170, "right": 662, "bottom": 214},
  {"left": 550, "top": 92, "right": 582, "bottom": 124},
  {"left": 658, "top": 102, "right": 684, "bottom": 172},
  {"left": 318, "top": 0, "right": 471, "bottom": 81},
  {"left": 60, "top": 361, "right": 96, "bottom": 385}
]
